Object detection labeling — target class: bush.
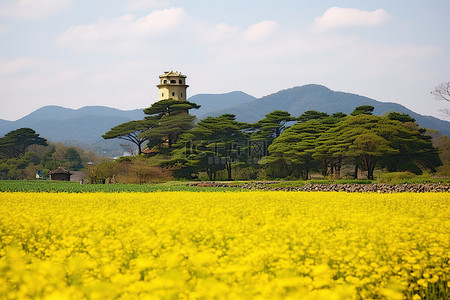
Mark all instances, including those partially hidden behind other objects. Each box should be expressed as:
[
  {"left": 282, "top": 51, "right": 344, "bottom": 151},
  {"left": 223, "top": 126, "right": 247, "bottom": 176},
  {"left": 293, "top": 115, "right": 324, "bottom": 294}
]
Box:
[
  {"left": 233, "top": 165, "right": 259, "bottom": 181},
  {"left": 115, "top": 158, "right": 173, "bottom": 184},
  {"left": 376, "top": 172, "right": 416, "bottom": 184},
  {"left": 86, "top": 160, "right": 118, "bottom": 184}
]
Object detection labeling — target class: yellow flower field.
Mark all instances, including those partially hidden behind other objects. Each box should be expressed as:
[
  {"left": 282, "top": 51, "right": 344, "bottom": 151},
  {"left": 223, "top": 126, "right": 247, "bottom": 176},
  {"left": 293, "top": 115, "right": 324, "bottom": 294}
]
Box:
[{"left": 0, "top": 192, "right": 448, "bottom": 299}]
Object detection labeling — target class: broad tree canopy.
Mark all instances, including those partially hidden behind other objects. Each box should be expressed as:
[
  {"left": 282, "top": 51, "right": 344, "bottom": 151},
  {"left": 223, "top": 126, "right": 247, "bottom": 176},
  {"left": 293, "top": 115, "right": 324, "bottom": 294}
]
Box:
[
  {"left": 252, "top": 110, "right": 296, "bottom": 142},
  {"left": 0, "top": 128, "right": 47, "bottom": 158},
  {"left": 176, "top": 114, "right": 250, "bottom": 180},
  {"left": 103, "top": 119, "right": 155, "bottom": 155}
]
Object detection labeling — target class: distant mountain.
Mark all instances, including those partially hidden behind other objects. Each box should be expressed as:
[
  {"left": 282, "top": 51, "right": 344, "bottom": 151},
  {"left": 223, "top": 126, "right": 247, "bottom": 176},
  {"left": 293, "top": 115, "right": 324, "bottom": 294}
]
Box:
[
  {"left": 15, "top": 105, "right": 145, "bottom": 123},
  {"left": 0, "top": 119, "right": 11, "bottom": 130},
  {"left": 1, "top": 85, "right": 449, "bottom": 157},
  {"left": 0, "top": 106, "right": 145, "bottom": 157},
  {"left": 188, "top": 91, "right": 256, "bottom": 117},
  {"left": 204, "top": 84, "right": 450, "bottom": 136}
]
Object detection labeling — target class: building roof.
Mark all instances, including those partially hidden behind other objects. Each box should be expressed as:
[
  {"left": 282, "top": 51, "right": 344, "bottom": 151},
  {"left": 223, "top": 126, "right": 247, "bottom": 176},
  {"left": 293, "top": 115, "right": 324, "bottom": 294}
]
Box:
[
  {"left": 142, "top": 147, "right": 158, "bottom": 154},
  {"left": 159, "top": 70, "right": 186, "bottom": 78},
  {"left": 49, "top": 167, "right": 72, "bottom": 175}
]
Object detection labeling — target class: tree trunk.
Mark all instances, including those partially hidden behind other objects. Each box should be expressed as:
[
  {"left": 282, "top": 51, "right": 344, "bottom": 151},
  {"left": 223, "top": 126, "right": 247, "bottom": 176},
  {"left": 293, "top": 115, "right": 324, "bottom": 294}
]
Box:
[
  {"left": 206, "top": 168, "right": 212, "bottom": 181},
  {"left": 367, "top": 162, "right": 375, "bottom": 180},
  {"left": 335, "top": 164, "right": 341, "bottom": 179},
  {"left": 303, "top": 168, "right": 309, "bottom": 180},
  {"left": 319, "top": 159, "right": 329, "bottom": 177},
  {"left": 362, "top": 155, "right": 376, "bottom": 180},
  {"left": 354, "top": 164, "right": 359, "bottom": 179},
  {"left": 226, "top": 161, "right": 232, "bottom": 181}
]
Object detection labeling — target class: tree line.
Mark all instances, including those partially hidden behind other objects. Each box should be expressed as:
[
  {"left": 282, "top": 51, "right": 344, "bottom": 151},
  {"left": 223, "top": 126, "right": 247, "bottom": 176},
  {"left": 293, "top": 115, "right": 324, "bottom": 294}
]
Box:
[
  {"left": 1, "top": 98, "right": 447, "bottom": 182},
  {"left": 0, "top": 128, "right": 98, "bottom": 180},
  {"left": 102, "top": 99, "right": 444, "bottom": 181}
]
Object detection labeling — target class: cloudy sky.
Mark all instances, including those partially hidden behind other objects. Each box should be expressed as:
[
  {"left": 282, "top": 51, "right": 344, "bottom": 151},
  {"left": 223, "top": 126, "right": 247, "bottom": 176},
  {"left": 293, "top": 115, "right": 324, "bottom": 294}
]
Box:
[{"left": 0, "top": 0, "right": 449, "bottom": 121}]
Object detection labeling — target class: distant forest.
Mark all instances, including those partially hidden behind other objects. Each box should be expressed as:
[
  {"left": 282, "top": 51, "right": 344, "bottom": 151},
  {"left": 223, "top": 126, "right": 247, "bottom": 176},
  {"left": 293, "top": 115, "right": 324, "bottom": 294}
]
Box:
[{"left": 1, "top": 98, "right": 449, "bottom": 183}]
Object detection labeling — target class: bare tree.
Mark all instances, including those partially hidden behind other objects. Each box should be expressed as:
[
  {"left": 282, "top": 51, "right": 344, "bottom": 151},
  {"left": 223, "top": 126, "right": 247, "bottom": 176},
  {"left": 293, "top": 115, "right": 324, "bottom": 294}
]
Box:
[
  {"left": 120, "top": 143, "right": 136, "bottom": 156},
  {"left": 432, "top": 81, "right": 450, "bottom": 115},
  {"left": 432, "top": 81, "right": 450, "bottom": 102}
]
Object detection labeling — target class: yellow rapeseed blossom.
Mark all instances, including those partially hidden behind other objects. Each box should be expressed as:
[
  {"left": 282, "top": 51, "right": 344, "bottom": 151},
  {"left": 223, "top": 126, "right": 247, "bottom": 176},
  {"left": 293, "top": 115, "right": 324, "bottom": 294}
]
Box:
[{"left": 0, "top": 192, "right": 448, "bottom": 299}]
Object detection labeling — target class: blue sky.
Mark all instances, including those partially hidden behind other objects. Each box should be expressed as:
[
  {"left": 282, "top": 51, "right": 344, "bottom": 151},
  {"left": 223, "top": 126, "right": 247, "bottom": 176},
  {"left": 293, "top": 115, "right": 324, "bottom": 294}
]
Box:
[{"left": 0, "top": 0, "right": 449, "bottom": 121}]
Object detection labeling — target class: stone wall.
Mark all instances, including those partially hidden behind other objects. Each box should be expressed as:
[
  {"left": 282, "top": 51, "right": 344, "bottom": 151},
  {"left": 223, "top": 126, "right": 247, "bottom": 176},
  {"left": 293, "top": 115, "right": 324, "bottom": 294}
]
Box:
[{"left": 189, "top": 182, "right": 449, "bottom": 193}]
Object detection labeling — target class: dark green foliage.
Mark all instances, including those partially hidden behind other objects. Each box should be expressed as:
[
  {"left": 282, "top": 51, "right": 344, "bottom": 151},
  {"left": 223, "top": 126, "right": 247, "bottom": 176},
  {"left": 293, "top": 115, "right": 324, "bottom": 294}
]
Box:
[
  {"left": 0, "top": 141, "right": 102, "bottom": 180},
  {"left": 380, "top": 130, "right": 442, "bottom": 174},
  {"left": 143, "top": 99, "right": 200, "bottom": 117},
  {"left": 21, "top": 152, "right": 41, "bottom": 166},
  {"left": 103, "top": 99, "right": 200, "bottom": 155},
  {"left": 105, "top": 98, "right": 445, "bottom": 182},
  {"left": 347, "top": 133, "right": 397, "bottom": 180},
  {"left": 351, "top": 105, "right": 374, "bottom": 116},
  {"left": 175, "top": 114, "right": 251, "bottom": 180},
  {"left": 331, "top": 112, "right": 347, "bottom": 118},
  {"left": 141, "top": 99, "right": 200, "bottom": 150},
  {"left": 252, "top": 110, "right": 296, "bottom": 143},
  {"left": 297, "top": 110, "right": 330, "bottom": 122},
  {"left": 40, "top": 145, "right": 56, "bottom": 170},
  {"left": 266, "top": 116, "right": 342, "bottom": 179},
  {"left": 265, "top": 111, "right": 442, "bottom": 180},
  {"left": 140, "top": 114, "right": 196, "bottom": 149},
  {"left": 386, "top": 112, "right": 415, "bottom": 123},
  {"left": 0, "top": 128, "right": 47, "bottom": 158},
  {"left": 0, "top": 180, "right": 242, "bottom": 193},
  {"left": 317, "top": 115, "right": 440, "bottom": 179},
  {"left": 102, "top": 119, "right": 155, "bottom": 154},
  {"left": 64, "top": 147, "right": 83, "bottom": 170}
]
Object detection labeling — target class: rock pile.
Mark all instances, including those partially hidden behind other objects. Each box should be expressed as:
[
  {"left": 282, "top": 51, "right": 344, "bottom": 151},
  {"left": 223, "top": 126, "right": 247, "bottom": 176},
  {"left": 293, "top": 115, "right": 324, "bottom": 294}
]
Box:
[{"left": 188, "top": 182, "right": 449, "bottom": 193}]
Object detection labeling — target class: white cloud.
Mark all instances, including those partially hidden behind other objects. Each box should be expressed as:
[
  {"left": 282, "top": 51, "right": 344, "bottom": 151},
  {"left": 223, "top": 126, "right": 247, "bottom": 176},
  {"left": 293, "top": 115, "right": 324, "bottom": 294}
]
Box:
[
  {"left": 0, "top": 0, "right": 71, "bottom": 19},
  {"left": 56, "top": 7, "right": 186, "bottom": 52},
  {"left": 193, "top": 20, "right": 279, "bottom": 48},
  {"left": 128, "top": 0, "right": 169, "bottom": 11},
  {"left": 313, "top": 7, "right": 389, "bottom": 31},
  {"left": 211, "top": 23, "right": 240, "bottom": 42},
  {"left": 244, "top": 20, "right": 279, "bottom": 42},
  {"left": 0, "top": 57, "right": 45, "bottom": 74},
  {"left": 2, "top": 5, "right": 447, "bottom": 122}
]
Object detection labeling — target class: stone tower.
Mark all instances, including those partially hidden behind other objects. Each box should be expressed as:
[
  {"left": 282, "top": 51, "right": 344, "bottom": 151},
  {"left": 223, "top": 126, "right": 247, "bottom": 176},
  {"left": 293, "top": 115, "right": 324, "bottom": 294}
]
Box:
[{"left": 157, "top": 71, "right": 189, "bottom": 101}]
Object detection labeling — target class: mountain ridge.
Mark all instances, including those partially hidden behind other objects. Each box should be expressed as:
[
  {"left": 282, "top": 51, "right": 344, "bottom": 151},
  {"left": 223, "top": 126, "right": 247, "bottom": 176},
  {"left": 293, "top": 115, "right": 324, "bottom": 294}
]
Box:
[
  {"left": 188, "top": 91, "right": 256, "bottom": 118},
  {"left": 204, "top": 84, "right": 450, "bottom": 136},
  {"left": 1, "top": 85, "right": 449, "bottom": 156}
]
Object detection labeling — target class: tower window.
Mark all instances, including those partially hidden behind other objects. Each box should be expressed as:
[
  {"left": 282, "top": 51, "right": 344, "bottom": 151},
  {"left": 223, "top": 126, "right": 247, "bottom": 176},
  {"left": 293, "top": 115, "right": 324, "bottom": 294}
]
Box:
[
  {"left": 179, "top": 79, "right": 182, "bottom": 84},
  {"left": 163, "top": 80, "right": 167, "bottom": 84},
  {"left": 162, "top": 93, "right": 164, "bottom": 97},
  {"left": 181, "top": 93, "right": 183, "bottom": 97},
  {"left": 170, "top": 80, "right": 176, "bottom": 84},
  {"left": 172, "top": 92, "right": 175, "bottom": 97}
]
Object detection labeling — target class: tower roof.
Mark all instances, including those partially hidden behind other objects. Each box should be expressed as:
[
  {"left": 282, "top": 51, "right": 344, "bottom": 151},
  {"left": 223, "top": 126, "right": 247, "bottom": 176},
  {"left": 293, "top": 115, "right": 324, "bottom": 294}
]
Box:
[{"left": 159, "top": 70, "right": 186, "bottom": 78}]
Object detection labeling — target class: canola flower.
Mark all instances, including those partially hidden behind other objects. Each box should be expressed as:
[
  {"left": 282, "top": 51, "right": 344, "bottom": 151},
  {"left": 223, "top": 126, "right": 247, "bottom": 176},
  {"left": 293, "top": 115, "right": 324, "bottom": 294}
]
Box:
[{"left": 0, "top": 191, "right": 448, "bottom": 299}]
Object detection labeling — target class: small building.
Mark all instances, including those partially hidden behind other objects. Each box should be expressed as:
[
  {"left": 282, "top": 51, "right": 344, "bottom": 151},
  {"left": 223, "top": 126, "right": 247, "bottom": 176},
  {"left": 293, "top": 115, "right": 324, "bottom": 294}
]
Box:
[
  {"left": 157, "top": 71, "right": 189, "bottom": 101},
  {"left": 49, "top": 167, "right": 72, "bottom": 181}
]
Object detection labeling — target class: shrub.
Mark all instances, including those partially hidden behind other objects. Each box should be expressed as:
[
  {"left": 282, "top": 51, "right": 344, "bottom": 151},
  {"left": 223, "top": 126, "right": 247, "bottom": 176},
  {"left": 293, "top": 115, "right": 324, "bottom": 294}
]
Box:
[
  {"left": 116, "top": 158, "right": 173, "bottom": 184},
  {"left": 376, "top": 172, "right": 415, "bottom": 184}
]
